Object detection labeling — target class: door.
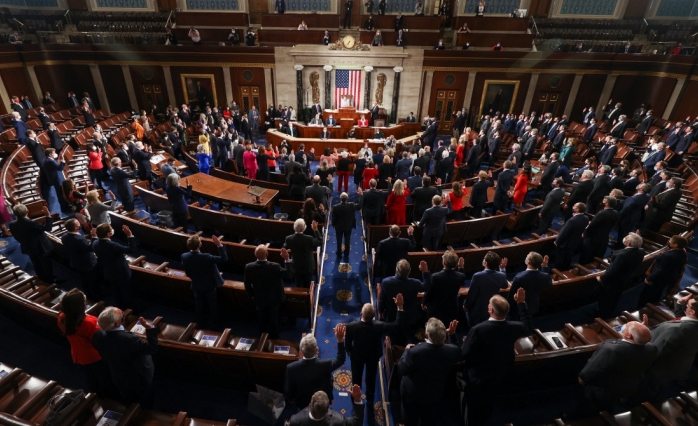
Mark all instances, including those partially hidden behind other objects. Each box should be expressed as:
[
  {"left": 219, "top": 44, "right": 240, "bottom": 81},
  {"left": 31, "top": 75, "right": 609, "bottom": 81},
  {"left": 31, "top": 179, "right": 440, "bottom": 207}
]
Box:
[
  {"left": 535, "top": 92, "right": 560, "bottom": 118},
  {"left": 140, "top": 84, "right": 165, "bottom": 113},
  {"left": 240, "top": 86, "right": 262, "bottom": 117},
  {"left": 434, "top": 89, "right": 458, "bottom": 133}
]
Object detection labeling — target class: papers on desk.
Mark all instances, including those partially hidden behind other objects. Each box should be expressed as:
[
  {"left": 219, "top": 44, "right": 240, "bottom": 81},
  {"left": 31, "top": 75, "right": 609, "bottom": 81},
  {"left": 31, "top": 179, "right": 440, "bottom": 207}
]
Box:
[
  {"left": 176, "top": 165, "right": 187, "bottom": 170},
  {"left": 235, "top": 338, "right": 254, "bottom": 351},
  {"left": 169, "top": 270, "right": 186, "bottom": 277},
  {"left": 274, "top": 346, "right": 290, "bottom": 355},
  {"left": 96, "top": 411, "right": 122, "bottom": 426},
  {"left": 369, "top": 138, "right": 385, "bottom": 143},
  {"left": 200, "top": 335, "right": 217, "bottom": 347},
  {"left": 131, "top": 323, "right": 146, "bottom": 334},
  {"left": 0, "top": 370, "right": 8, "bottom": 379},
  {"left": 150, "top": 154, "right": 165, "bottom": 164},
  {"left": 49, "top": 292, "right": 65, "bottom": 306}
]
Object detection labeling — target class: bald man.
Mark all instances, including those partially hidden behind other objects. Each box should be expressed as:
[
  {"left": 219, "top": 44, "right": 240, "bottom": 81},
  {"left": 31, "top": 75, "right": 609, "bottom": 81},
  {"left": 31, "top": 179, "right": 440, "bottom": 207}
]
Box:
[
  {"left": 578, "top": 320, "right": 657, "bottom": 410},
  {"left": 243, "top": 244, "right": 291, "bottom": 338}
]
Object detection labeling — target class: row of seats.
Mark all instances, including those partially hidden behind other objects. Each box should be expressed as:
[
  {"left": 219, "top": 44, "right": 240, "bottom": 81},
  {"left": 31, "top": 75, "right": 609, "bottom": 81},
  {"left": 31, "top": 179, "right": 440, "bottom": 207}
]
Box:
[
  {"left": 537, "top": 28, "right": 634, "bottom": 41},
  {"left": 68, "top": 33, "right": 166, "bottom": 45},
  {"left": 543, "top": 42, "right": 643, "bottom": 53},
  {"left": 76, "top": 20, "right": 165, "bottom": 33},
  {"left": 534, "top": 18, "right": 642, "bottom": 32},
  {"left": 6, "top": 11, "right": 64, "bottom": 34},
  {"left": 70, "top": 11, "right": 169, "bottom": 24}
]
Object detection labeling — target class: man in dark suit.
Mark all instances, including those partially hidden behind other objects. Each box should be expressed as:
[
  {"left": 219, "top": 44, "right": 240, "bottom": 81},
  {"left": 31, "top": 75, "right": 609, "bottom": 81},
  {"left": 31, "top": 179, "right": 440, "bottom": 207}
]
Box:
[
  {"left": 617, "top": 183, "right": 650, "bottom": 248},
  {"left": 418, "top": 194, "right": 450, "bottom": 251},
  {"left": 346, "top": 294, "right": 403, "bottom": 407},
  {"left": 521, "top": 129, "right": 538, "bottom": 163},
  {"left": 505, "top": 252, "right": 551, "bottom": 320},
  {"left": 332, "top": 192, "right": 358, "bottom": 258},
  {"left": 463, "top": 140, "right": 481, "bottom": 178},
  {"left": 10, "top": 96, "right": 28, "bottom": 121},
  {"left": 24, "top": 130, "right": 45, "bottom": 169},
  {"left": 422, "top": 119, "right": 437, "bottom": 149},
  {"left": 92, "top": 223, "right": 138, "bottom": 309},
  {"left": 469, "top": 170, "right": 493, "bottom": 218},
  {"left": 671, "top": 127, "right": 695, "bottom": 166},
  {"left": 535, "top": 178, "right": 564, "bottom": 236},
  {"left": 395, "top": 152, "right": 412, "bottom": 180},
  {"left": 609, "top": 115, "right": 628, "bottom": 138},
  {"left": 110, "top": 157, "right": 137, "bottom": 212},
  {"left": 586, "top": 165, "right": 611, "bottom": 214},
  {"left": 131, "top": 142, "right": 153, "bottom": 183},
  {"left": 578, "top": 320, "right": 656, "bottom": 411},
  {"left": 487, "top": 129, "right": 502, "bottom": 166},
  {"left": 606, "top": 102, "right": 623, "bottom": 122},
  {"left": 405, "top": 112, "right": 416, "bottom": 122},
  {"left": 583, "top": 119, "right": 598, "bottom": 144},
  {"left": 181, "top": 235, "right": 227, "bottom": 328},
  {"left": 46, "top": 123, "right": 64, "bottom": 152},
  {"left": 311, "top": 103, "right": 323, "bottom": 118},
  {"left": 42, "top": 148, "right": 69, "bottom": 211},
  {"left": 565, "top": 170, "right": 594, "bottom": 219},
  {"left": 93, "top": 307, "right": 159, "bottom": 406},
  {"left": 244, "top": 244, "right": 291, "bottom": 338},
  {"left": 493, "top": 160, "right": 515, "bottom": 213},
  {"left": 399, "top": 317, "right": 461, "bottom": 426},
  {"left": 61, "top": 218, "right": 101, "bottom": 299},
  {"left": 538, "top": 153, "right": 560, "bottom": 197},
  {"left": 284, "top": 218, "right": 322, "bottom": 288},
  {"left": 597, "top": 137, "right": 618, "bottom": 167},
  {"left": 306, "top": 176, "right": 331, "bottom": 209},
  {"left": 579, "top": 197, "right": 618, "bottom": 264},
  {"left": 644, "top": 294, "right": 698, "bottom": 395},
  {"left": 36, "top": 107, "right": 51, "bottom": 130},
  {"left": 636, "top": 110, "right": 655, "bottom": 135},
  {"left": 10, "top": 204, "right": 54, "bottom": 284},
  {"left": 289, "top": 386, "right": 364, "bottom": 426},
  {"left": 645, "top": 177, "right": 682, "bottom": 232},
  {"left": 320, "top": 127, "right": 331, "bottom": 140},
  {"left": 410, "top": 176, "right": 442, "bottom": 222},
  {"left": 643, "top": 144, "right": 666, "bottom": 177},
  {"left": 285, "top": 324, "right": 346, "bottom": 408},
  {"left": 375, "top": 225, "right": 415, "bottom": 278},
  {"left": 421, "top": 250, "right": 466, "bottom": 325},
  {"left": 582, "top": 107, "right": 596, "bottom": 125},
  {"left": 358, "top": 180, "right": 386, "bottom": 225},
  {"left": 413, "top": 150, "right": 431, "bottom": 178},
  {"left": 554, "top": 201, "right": 589, "bottom": 270},
  {"left": 378, "top": 259, "right": 423, "bottom": 342},
  {"left": 465, "top": 251, "right": 508, "bottom": 327},
  {"left": 622, "top": 169, "right": 642, "bottom": 196},
  {"left": 638, "top": 235, "right": 688, "bottom": 307},
  {"left": 370, "top": 102, "right": 380, "bottom": 124},
  {"left": 597, "top": 232, "right": 646, "bottom": 317},
  {"left": 551, "top": 125, "right": 567, "bottom": 152},
  {"left": 462, "top": 288, "right": 533, "bottom": 425}
]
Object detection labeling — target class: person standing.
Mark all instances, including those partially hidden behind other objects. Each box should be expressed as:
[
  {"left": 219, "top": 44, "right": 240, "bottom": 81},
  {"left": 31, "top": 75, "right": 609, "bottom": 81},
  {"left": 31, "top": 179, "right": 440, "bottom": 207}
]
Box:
[
  {"left": 93, "top": 307, "right": 159, "bottom": 407},
  {"left": 91, "top": 223, "right": 138, "bottom": 311},
  {"left": 492, "top": 160, "right": 515, "bottom": 213},
  {"left": 421, "top": 250, "right": 467, "bottom": 325},
  {"left": 638, "top": 235, "right": 688, "bottom": 307},
  {"left": 61, "top": 219, "right": 101, "bottom": 300},
  {"left": 535, "top": 178, "right": 565, "bottom": 236},
  {"left": 10, "top": 204, "right": 54, "bottom": 284},
  {"left": 275, "top": 0, "right": 285, "bottom": 13},
  {"left": 165, "top": 174, "right": 193, "bottom": 230},
  {"left": 554, "top": 202, "right": 590, "bottom": 270},
  {"left": 375, "top": 225, "right": 415, "bottom": 278},
  {"left": 418, "top": 195, "right": 450, "bottom": 251},
  {"left": 597, "top": 232, "right": 645, "bottom": 318},
  {"left": 110, "top": 158, "right": 137, "bottom": 212},
  {"left": 42, "top": 147, "right": 69, "bottom": 211},
  {"left": 249, "top": 106, "right": 260, "bottom": 138},
  {"left": 357, "top": 179, "right": 386, "bottom": 225},
  {"left": 506, "top": 253, "right": 551, "bottom": 320},
  {"left": 386, "top": 180, "right": 410, "bottom": 225},
  {"left": 464, "top": 251, "right": 508, "bottom": 327},
  {"left": 181, "top": 235, "right": 227, "bottom": 328},
  {"left": 244, "top": 245, "right": 291, "bottom": 338},
  {"left": 332, "top": 192, "right": 358, "bottom": 258},
  {"left": 344, "top": 0, "right": 353, "bottom": 28},
  {"left": 284, "top": 219, "right": 322, "bottom": 288},
  {"left": 579, "top": 197, "right": 618, "bottom": 264}
]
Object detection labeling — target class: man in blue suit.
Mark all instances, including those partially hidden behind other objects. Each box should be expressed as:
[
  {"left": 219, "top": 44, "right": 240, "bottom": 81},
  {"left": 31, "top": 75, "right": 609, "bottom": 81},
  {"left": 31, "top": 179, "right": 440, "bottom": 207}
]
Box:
[
  {"left": 92, "top": 223, "right": 138, "bottom": 310},
  {"left": 554, "top": 202, "right": 589, "bottom": 270},
  {"left": 597, "top": 232, "right": 645, "bottom": 317},
  {"left": 398, "top": 317, "right": 461, "bottom": 426},
  {"left": 465, "top": 251, "right": 509, "bottom": 327},
  {"left": 182, "top": 234, "right": 228, "bottom": 328},
  {"left": 42, "top": 148, "right": 69, "bottom": 211},
  {"left": 93, "top": 306, "right": 159, "bottom": 407},
  {"left": 325, "top": 114, "right": 337, "bottom": 126},
  {"left": 506, "top": 252, "right": 551, "bottom": 320},
  {"left": 379, "top": 259, "right": 424, "bottom": 343},
  {"left": 462, "top": 288, "right": 533, "bottom": 425},
  {"left": 395, "top": 151, "right": 413, "bottom": 180},
  {"left": 375, "top": 225, "right": 415, "bottom": 278},
  {"left": 492, "top": 160, "right": 515, "bottom": 213},
  {"left": 418, "top": 194, "right": 450, "bottom": 251},
  {"left": 421, "top": 250, "right": 466, "bottom": 325},
  {"left": 61, "top": 218, "right": 101, "bottom": 300},
  {"left": 643, "top": 142, "right": 666, "bottom": 177},
  {"left": 11, "top": 112, "right": 29, "bottom": 145},
  {"left": 582, "top": 118, "right": 598, "bottom": 144},
  {"left": 617, "top": 183, "right": 650, "bottom": 248},
  {"left": 110, "top": 157, "right": 137, "bottom": 212},
  {"left": 244, "top": 244, "right": 290, "bottom": 339}
]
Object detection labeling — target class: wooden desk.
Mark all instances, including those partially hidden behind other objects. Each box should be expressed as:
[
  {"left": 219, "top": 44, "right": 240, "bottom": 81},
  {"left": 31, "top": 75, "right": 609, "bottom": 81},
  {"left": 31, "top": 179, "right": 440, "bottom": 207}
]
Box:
[
  {"left": 322, "top": 107, "right": 370, "bottom": 124},
  {"left": 260, "top": 13, "right": 340, "bottom": 29},
  {"left": 359, "top": 29, "right": 443, "bottom": 47},
  {"left": 151, "top": 153, "right": 187, "bottom": 178},
  {"left": 265, "top": 129, "right": 422, "bottom": 155},
  {"left": 455, "top": 32, "right": 534, "bottom": 49},
  {"left": 187, "top": 173, "right": 278, "bottom": 218},
  {"left": 369, "top": 15, "right": 441, "bottom": 30},
  {"left": 292, "top": 122, "right": 421, "bottom": 140}
]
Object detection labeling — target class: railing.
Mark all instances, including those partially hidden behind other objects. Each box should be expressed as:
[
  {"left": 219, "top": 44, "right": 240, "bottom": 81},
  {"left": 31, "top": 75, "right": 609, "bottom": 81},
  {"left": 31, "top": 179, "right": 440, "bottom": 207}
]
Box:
[
  {"left": 165, "top": 10, "right": 174, "bottom": 29},
  {"left": 536, "top": 38, "right": 644, "bottom": 53},
  {"left": 641, "top": 19, "right": 648, "bottom": 35},
  {"left": 649, "top": 29, "right": 657, "bottom": 42},
  {"left": 64, "top": 10, "right": 71, "bottom": 26},
  {"left": 688, "top": 31, "right": 698, "bottom": 47},
  {"left": 529, "top": 15, "right": 540, "bottom": 38},
  {"left": 12, "top": 18, "right": 25, "bottom": 39},
  {"left": 66, "top": 31, "right": 166, "bottom": 45},
  {"left": 36, "top": 30, "right": 63, "bottom": 44}
]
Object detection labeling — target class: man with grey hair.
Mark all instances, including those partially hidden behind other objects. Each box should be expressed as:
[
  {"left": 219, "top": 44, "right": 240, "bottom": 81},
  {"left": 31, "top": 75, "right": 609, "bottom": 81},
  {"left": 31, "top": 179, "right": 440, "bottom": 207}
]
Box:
[
  {"left": 345, "top": 294, "right": 404, "bottom": 409},
  {"left": 93, "top": 307, "right": 159, "bottom": 406},
  {"left": 284, "top": 153, "right": 300, "bottom": 180},
  {"left": 398, "top": 316, "right": 461, "bottom": 426},
  {"left": 284, "top": 218, "right": 321, "bottom": 288},
  {"left": 10, "top": 204, "right": 54, "bottom": 284},
  {"left": 586, "top": 164, "right": 611, "bottom": 214},
  {"left": 332, "top": 192, "right": 359, "bottom": 258},
  {"left": 306, "top": 175, "right": 331, "bottom": 209},
  {"left": 565, "top": 169, "right": 594, "bottom": 219},
  {"left": 284, "top": 324, "right": 346, "bottom": 409},
  {"left": 290, "top": 386, "right": 364, "bottom": 425},
  {"left": 578, "top": 320, "right": 656, "bottom": 410},
  {"left": 379, "top": 259, "right": 424, "bottom": 344},
  {"left": 596, "top": 232, "right": 645, "bottom": 317},
  {"left": 131, "top": 141, "right": 154, "bottom": 183}
]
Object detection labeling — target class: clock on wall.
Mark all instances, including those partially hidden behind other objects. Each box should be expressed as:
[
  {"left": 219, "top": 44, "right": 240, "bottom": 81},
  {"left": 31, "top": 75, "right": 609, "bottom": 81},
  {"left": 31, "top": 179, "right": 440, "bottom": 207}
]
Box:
[
  {"left": 342, "top": 35, "right": 356, "bottom": 49},
  {"left": 330, "top": 35, "right": 370, "bottom": 51}
]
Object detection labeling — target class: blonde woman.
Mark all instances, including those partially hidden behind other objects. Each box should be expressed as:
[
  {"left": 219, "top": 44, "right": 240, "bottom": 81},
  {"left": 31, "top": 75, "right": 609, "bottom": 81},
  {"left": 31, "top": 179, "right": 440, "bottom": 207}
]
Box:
[
  {"left": 198, "top": 133, "right": 211, "bottom": 155},
  {"left": 86, "top": 190, "right": 118, "bottom": 226},
  {"left": 386, "top": 179, "right": 409, "bottom": 225}
]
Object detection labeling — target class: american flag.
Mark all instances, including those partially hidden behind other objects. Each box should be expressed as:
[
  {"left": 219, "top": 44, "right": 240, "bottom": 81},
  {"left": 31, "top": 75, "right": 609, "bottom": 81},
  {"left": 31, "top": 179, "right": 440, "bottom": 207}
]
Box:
[{"left": 334, "top": 69, "right": 361, "bottom": 109}]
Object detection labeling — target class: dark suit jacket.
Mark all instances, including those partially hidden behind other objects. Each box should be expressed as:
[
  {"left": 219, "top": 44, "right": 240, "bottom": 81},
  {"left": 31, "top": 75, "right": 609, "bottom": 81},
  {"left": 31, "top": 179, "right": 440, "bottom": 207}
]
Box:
[
  {"left": 411, "top": 186, "right": 441, "bottom": 222},
  {"left": 579, "top": 339, "right": 657, "bottom": 401},
  {"left": 584, "top": 208, "right": 618, "bottom": 247},
  {"left": 244, "top": 259, "right": 287, "bottom": 306},
  {"left": 422, "top": 268, "right": 466, "bottom": 324},
  {"left": 647, "top": 316, "right": 698, "bottom": 383},
  {"left": 25, "top": 138, "right": 45, "bottom": 168},
  {"left": 375, "top": 235, "right": 415, "bottom": 277},
  {"left": 567, "top": 180, "right": 594, "bottom": 210},
  {"left": 359, "top": 189, "right": 387, "bottom": 219},
  {"left": 332, "top": 201, "right": 358, "bottom": 231},
  {"left": 609, "top": 176, "right": 624, "bottom": 191},
  {"left": 42, "top": 157, "right": 65, "bottom": 186},
  {"left": 587, "top": 174, "right": 610, "bottom": 205},
  {"left": 644, "top": 150, "right": 666, "bottom": 171},
  {"left": 182, "top": 246, "right": 228, "bottom": 292},
  {"left": 466, "top": 269, "right": 508, "bottom": 327},
  {"left": 462, "top": 303, "right": 533, "bottom": 384},
  {"left": 522, "top": 135, "right": 537, "bottom": 158},
  {"left": 609, "top": 121, "right": 627, "bottom": 138},
  {"left": 111, "top": 167, "right": 136, "bottom": 203},
  {"left": 93, "top": 328, "right": 159, "bottom": 396},
  {"left": 494, "top": 169, "right": 515, "bottom": 205},
  {"left": 398, "top": 340, "right": 461, "bottom": 404},
  {"left": 465, "top": 143, "right": 481, "bottom": 174},
  {"left": 284, "top": 232, "right": 321, "bottom": 274},
  {"left": 507, "top": 270, "right": 551, "bottom": 319},
  {"left": 395, "top": 158, "right": 412, "bottom": 180},
  {"left": 539, "top": 161, "right": 559, "bottom": 189},
  {"left": 61, "top": 232, "right": 97, "bottom": 272},
  {"left": 676, "top": 132, "right": 694, "bottom": 154},
  {"left": 379, "top": 275, "right": 423, "bottom": 324},
  {"left": 422, "top": 122, "right": 437, "bottom": 146},
  {"left": 47, "top": 129, "right": 64, "bottom": 151},
  {"left": 469, "top": 179, "right": 492, "bottom": 211},
  {"left": 636, "top": 116, "right": 655, "bottom": 135},
  {"left": 346, "top": 311, "right": 402, "bottom": 362},
  {"left": 598, "top": 144, "right": 617, "bottom": 166},
  {"left": 540, "top": 187, "right": 565, "bottom": 219},
  {"left": 413, "top": 155, "right": 430, "bottom": 174},
  {"left": 583, "top": 125, "right": 597, "bottom": 143},
  {"left": 600, "top": 247, "right": 645, "bottom": 290},
  {"left": 285, "top": 342, "right": 346, "bottom": 407},
  {"left": 619, "top": 193, "right": 650, "bottom": 231},
  {"left": 320, "top": 130, "right": 331, "bottom": 139},
  {"left": 419, "top": 205, "right": 450, "bottom": 240},
  {"left": 306, "top": 184, "right": 330, "bottom": 209},
  {"left": 38, "top": 112, "right": 51, "bottom": 130},
  {"left": 646, "top": 249, "right": 687, "bottom": 289},
  {"left": 289, "top": 404, "right": 363, "bottom": 426},
  {"left": 622, "top": 177, "right": 640, "bottom": 196},
  {"left": 11, "top": 103, "right": 27, "bottom": 120},
  {"left": 556, "top": 213, "right": 589, "bottom": 251},
  {"left": 646, "top": 187, "right": 681, "bottom": 230},
  {"left": 92, "top": 237, "right": 137, "bottom": 283},
  {"left": 132, "top": 149, "right": 153, "bottom": 180},
  {"left": 10, "top": 216, "right": 53, "bottom": 256}
]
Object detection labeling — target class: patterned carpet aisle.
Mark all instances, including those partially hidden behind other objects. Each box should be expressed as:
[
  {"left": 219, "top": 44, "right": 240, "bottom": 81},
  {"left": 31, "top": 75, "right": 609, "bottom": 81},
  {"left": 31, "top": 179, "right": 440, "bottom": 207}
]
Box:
[{"left": 314, "top": 181, "right": 389, "bottom": 426}]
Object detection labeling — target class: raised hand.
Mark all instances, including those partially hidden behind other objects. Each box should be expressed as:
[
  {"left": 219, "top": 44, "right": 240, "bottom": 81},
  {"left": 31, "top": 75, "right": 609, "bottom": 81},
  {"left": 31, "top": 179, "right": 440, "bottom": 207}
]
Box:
[
  {"left": 513, "top": 287, "right": 526, "bottom": 303},
  {"left": 446, "top": 320, "right": 459, "bottom": 335},
  {"left": 407, "top": 225, "right": 414, "bottom": 236},
  {"left": 419, "top": 260, "right": 428, "bottom": 273},
  {"left": 334, "top": 323, "right": 346, "bottom": 342},
  {"left": 212, "top": 235, "right": 222, "bottom": 246},
  {"left": 458, "top": 257, "right": 464, "bottom": 269},
  {"left": 393, "top": 293, "right": 404, "bottom": 310},
  {"left": 138, "top": 316, "right": 154, "bottom": 329},
  {"left": 122, "top": 225, "right": 133, "bottom": 237},
  {"left": 542, "top": 255, "right": 549, "bottom": 268},
  {"left": 351, "top": 384, "right": 362, "bottom": 403},
  {"left": 500, "top": 257, "right": 508, "bottom": 269}
]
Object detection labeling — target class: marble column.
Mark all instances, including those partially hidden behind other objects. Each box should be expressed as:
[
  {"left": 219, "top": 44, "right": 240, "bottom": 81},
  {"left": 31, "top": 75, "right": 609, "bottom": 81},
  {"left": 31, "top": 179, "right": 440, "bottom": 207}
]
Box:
[
  {"left": 663, "top": 78, "right": 686, "bottom": 120},
  {"left": 421, "top": 70, "right": 434, "bottom": 119},
  {"left": 522, "top": 73, "right": 539, "bottom": 114},
  {"left": 224, "top": 67, "right": 234, "bottom": 106},
  {"left": 596, "top": 74, "right": 618, "bottom": 117},
  {"left": 26, "top": 66, "right": 43, "bottom": 104},
  {"left": 89, "top": 65, "right": 110, "bottom": 114},
  {"left": 324, "top": 65, "right": 332, "bottom": 110},
  {"left": 294, "top": 65, "right": 304, "bottom": 121},
  {"left": 463, "top": 71, "right": 477, "bottom": 112},
  {"left": 563, "top": 74, "right": 584, "bottom": 118},
  {"left": 390, "top": 67, "right": 403, "bottom": 124},
  {"left": 121, "top": 65, "right": 139, "bottom": 111},
  {"left": 163, "top": 66, "right": 176, "bottom": 108},
  {"left": 363, "top": 66, "right": 373, "bottom": 110}
]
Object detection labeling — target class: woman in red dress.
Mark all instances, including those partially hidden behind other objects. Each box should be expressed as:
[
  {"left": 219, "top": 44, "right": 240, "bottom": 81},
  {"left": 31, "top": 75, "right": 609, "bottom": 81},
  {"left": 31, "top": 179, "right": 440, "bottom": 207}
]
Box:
[
  {"left": 386, "top": 179, "right": 409, "bottom": 225},
  {"left": 361, "top": 161, "right": 379, "bottom": 189},
  {"left": 512, "top": 164, "right": 531, "bottom": 209},
  {"left": 447, "top": 181, "right": 466, "bottom": 220},
  {"left": 358, "top": 115, "right": 368, "bottom": 127}
]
